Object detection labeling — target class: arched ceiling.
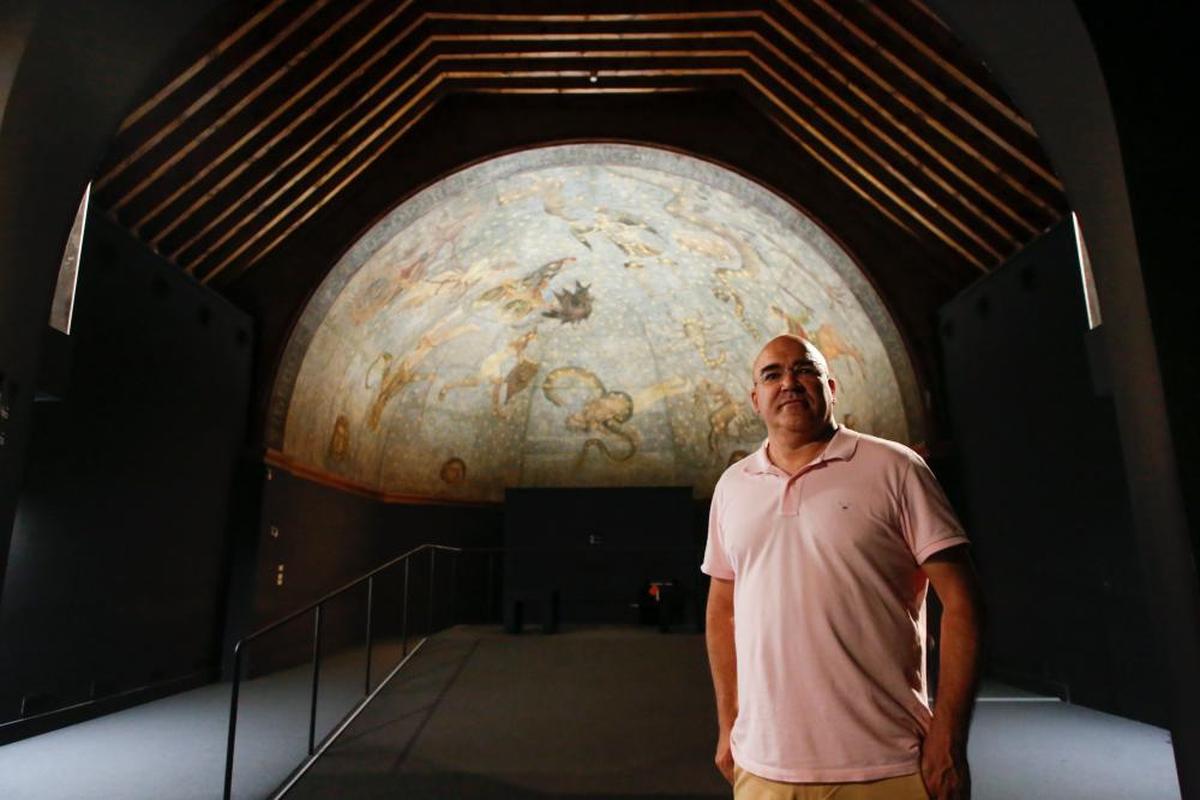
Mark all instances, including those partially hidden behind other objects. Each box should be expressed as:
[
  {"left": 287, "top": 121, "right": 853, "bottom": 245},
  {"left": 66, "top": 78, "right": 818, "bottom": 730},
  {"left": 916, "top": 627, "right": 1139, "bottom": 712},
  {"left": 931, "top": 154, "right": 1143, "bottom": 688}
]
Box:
[
  {"left": 91, "top": 0, "right": 1067, "bottom": 290},
  {"left": 272, "top": 145, "right": 920, "bottom": 501}
]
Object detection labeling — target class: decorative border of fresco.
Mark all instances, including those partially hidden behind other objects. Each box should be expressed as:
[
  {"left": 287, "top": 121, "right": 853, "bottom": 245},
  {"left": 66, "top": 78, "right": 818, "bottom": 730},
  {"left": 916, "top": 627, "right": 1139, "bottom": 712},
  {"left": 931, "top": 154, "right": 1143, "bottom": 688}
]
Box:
[
  {"left": 267, "top": 143, "right": 925, "bottom": 457},
  {"left": 264, "top": 448, "right": 501, "bottom": 507}
]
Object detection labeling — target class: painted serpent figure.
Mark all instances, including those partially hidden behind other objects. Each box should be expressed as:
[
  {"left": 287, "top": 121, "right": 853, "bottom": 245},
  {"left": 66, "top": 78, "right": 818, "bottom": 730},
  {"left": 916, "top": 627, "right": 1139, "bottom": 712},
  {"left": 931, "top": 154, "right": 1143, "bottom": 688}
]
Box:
[{"left": 541, "top": 367, "right": 638, "bottom": 464}]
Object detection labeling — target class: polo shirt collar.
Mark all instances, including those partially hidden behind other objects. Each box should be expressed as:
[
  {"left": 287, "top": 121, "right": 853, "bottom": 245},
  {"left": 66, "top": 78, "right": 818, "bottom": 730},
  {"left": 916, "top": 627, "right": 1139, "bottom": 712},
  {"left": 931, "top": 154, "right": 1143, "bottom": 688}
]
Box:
[{"left": 742, "top": 425, "right": 860, "bottom": 476}]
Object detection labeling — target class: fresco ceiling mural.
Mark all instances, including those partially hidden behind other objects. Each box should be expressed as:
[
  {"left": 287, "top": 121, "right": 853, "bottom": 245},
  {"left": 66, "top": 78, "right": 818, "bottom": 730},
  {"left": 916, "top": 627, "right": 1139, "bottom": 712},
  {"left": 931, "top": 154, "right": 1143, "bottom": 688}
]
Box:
[{"left": 270, "top": 145, "right": 922, "bottom": 502}]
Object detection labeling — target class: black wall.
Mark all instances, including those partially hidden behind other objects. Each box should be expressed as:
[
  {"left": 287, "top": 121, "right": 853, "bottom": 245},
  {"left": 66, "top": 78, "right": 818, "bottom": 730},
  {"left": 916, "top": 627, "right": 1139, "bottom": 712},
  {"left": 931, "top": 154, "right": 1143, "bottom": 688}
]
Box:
[
  {"left": 939, "top": 220, "right": 1165, "bottom": 724},
  {"left": 252, "top": 470, "right": 504, "bottom": 628},
  {"left": 233, "top": 467, "right": 504, "bottom": 673},
  {"left": 503, "top": 487, "right": 701, "bottom": 631},
  {"left": 0, "top": 211, "right": 252, "bottom": 739}
]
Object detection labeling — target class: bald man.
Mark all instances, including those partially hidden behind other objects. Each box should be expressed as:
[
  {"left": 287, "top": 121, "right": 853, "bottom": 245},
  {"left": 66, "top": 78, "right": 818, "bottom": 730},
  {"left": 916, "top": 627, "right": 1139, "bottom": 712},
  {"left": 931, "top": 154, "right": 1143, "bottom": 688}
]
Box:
[{"left": 703, "top": 335, "right": 983, "bottom": 800}]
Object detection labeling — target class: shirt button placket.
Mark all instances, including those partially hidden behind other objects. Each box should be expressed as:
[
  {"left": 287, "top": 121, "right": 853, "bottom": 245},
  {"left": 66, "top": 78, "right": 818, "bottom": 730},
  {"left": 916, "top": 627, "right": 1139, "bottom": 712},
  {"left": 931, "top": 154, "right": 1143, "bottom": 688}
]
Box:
[
  {"left": 780, "top": 473, "right": 802, "bottom": 517},
  {"left": 793, "top": 474, "right": 806, "bottom": 516}
]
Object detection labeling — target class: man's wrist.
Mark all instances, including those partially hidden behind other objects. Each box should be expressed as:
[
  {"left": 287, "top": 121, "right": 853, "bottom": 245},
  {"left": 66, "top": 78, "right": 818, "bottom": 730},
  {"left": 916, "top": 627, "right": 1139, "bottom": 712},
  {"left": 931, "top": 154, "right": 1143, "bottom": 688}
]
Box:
[{"left": 924, "top": 725, "right": 966, "bottom": 756}]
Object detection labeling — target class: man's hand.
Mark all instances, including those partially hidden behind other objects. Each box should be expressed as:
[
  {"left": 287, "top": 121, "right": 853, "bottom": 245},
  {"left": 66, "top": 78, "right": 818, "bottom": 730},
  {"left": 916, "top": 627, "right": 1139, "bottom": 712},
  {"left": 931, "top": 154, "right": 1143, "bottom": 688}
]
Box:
[
  {"left": 714, "top": 727, "right": 735, "bottom": 785},
  {"left": 920, "top": 734, "right": 970, "bottom": 799}
]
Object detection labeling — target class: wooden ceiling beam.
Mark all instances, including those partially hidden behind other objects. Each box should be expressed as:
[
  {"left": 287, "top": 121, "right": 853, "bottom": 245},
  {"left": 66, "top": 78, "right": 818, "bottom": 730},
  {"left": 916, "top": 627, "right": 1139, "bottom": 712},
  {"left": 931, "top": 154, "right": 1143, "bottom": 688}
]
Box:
[
  {"left": 747, "top": 32, "right": 1030, "bottom": 245},
  {"left": 413, "top": 10, "right": 1055, "bottom": 218},
  {"left": 854, "top": 0, "right": 1036, "bottom": 137},
  {"left": 116, "top": 0, "right": 294, "bottom": 135},
  {"left": 746, "top": 56, "right": 1006, "bottom": 259},
  {"left": 169, "top": 19, "right": 458, "bottom": 265},
  {"left": 105, "top": 0, "right": 379, "bottom": 214},
  {"left": 150, "top": 25, "right": 759, "bottom": 252},
  {"left": 193, "top": 67, "right": 743, "bottom": 282},
  {"left": 471, "top": 86, "right": 700, "bottom": 94},
  {"left": 90, "top": 1, "right": 1070, "bottom": 287},
  {"left": 155, "top": 38, "right": 1025, "bottom": 268},
  {"left": 787, "top": 0, "right": 1063, "bottom": 191},
  {"left": 764, "top": 3, "right": 1061, "bottom": 226},
  {"left": 136, "top": 0, "right": 422, "bottom": 241},
  {"left": 740, "top": 72, "right": 990, "bottom": 268},
  {"left": 98, "top": 0, "right": 341, "bottom": 194},
  {"left": 760, "top": 112, "right": 986, "bottom": 270},
  {"left": 199, "top": 61, "right": 995, "bottom": 283},
  {"left": 116, "top": 9, "right": 1047, "bottom": 237},
  {"left": 755, "top": 16, "right": 1058, "bottom": 227}
]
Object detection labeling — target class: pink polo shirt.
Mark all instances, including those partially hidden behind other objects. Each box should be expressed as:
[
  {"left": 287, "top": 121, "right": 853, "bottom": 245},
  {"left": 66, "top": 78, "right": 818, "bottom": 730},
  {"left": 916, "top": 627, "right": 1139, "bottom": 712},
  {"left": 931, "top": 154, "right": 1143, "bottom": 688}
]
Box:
[{"left": 701, "top": 426, "right": 969, "bottom": 783}]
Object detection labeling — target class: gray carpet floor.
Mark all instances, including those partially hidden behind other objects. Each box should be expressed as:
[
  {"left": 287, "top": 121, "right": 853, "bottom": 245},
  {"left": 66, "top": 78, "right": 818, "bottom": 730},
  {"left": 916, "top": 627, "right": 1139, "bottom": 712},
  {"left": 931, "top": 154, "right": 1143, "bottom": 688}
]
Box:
[
  {"left": 0, "top": 625, "right": 1182, "bottom": 799},
  {"left": 0, "top": 637, "right": 411, "bottom": 800},
  {"left": 289, "top": 626, "right": 731, "bottom": 799}
]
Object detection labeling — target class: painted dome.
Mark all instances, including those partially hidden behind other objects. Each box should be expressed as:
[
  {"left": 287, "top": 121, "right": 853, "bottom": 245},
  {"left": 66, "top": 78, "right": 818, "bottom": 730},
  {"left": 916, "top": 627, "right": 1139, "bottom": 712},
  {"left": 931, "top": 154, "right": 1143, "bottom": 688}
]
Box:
[{"left": 270, "top": 145, "right": 922, "bottom": 501}]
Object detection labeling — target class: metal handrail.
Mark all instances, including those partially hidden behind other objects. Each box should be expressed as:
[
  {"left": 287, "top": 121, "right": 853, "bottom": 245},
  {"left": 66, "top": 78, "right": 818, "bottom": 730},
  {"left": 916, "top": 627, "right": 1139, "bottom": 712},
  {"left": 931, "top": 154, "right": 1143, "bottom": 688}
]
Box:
[
  {"left": 235, "top": 543, "right": 463, "bottom": 646},
  {"left": 221, "top": 541, "right": 699, "bottom": 799},
  {"left": 222, "top": 542, "right": 463, "bottom": 800}
]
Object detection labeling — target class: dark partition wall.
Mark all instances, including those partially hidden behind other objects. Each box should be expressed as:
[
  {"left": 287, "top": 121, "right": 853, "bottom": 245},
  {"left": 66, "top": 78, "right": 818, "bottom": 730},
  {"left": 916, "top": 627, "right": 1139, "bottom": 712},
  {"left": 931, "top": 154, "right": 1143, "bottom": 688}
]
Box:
[
  {"left": 235, "top": 468, "right": 504, "bottom": 674},
  {"left": 503, "top": 487, "right": 700, "bottom": 630},
  {"left": 0, "top": 211, "right": 252, "bottom": 741},
  {"left": 939, "top": 220, "right": 1165, "bottom": 724},
  {"left": 251, "top": 470, "right": 504, "bottom": 629}
]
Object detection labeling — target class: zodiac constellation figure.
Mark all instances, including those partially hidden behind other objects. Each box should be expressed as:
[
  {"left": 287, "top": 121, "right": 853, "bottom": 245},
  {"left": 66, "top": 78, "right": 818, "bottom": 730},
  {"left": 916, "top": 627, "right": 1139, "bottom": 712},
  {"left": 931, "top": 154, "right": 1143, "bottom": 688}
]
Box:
[
  {"left": 541, "top": 366, "right": 638, "bottom": 465},
  {"left": 438, "top": 330, "right": 541, "bottom": 418},
  {"left": 568, "top": 207, "right": 664, "bottom": 260},
  {"left": 682, "top": 317, "right": 727, "bottom": 368},
  {"left": 808, "top": 323, "right": 865, "bottom": 374},
  {"left": 327, "top": 414, "right": 350, "bottom": 464},
  {"left": 364, "top": 319, "right": 476, "bottom": 430},
  {"left": 474, "top": 257, "right": 574, "bottom": 322},
  {"left": 661, "top": 190, "right": 763, "bottom": 338},
  {"left": 769, "top": 305, "right": 865, "bottom": 375},
  {"left": 695, "top": 378, "right": 765, "bottom": 456},
  {"left": 349, "top": 253, "right": 427, "bottom": 326},
  {"left": 393, "top": 257, "right": 505, "bottom": 312},
  {"left": 497, "top": 175, "right": 569, "bottom": 217}
]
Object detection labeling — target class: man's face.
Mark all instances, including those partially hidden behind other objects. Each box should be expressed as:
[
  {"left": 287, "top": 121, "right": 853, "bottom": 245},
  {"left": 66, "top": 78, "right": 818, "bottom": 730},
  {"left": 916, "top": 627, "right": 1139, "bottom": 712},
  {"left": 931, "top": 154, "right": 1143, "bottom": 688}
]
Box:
[{"left": 750, "top": 336, "right": 837, "bottom": 439}]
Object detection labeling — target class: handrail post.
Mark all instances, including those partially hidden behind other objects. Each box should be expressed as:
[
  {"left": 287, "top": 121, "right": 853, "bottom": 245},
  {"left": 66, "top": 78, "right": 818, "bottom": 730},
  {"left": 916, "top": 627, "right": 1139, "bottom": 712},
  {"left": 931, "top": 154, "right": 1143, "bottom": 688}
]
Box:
[
  {"left": 401, "top": 558, "right": 410, "bottom": 656},
  {"left": 221, "top": 643, "right": 244, "bottom": 800},
  {"left": 449, "top": 550, "right": 458, "bottom": 627},
  {"left": 308, "top": 604, "right": 323, "bottom": 755},
  {"left": 486, "top": 551, "right": 496, "bottom": 622},
  {"left": 427, "top": 547, "right": 437, "bottom": 635},
  {"left": 364, "top": 576, "right": 375, "bottom": 696}
]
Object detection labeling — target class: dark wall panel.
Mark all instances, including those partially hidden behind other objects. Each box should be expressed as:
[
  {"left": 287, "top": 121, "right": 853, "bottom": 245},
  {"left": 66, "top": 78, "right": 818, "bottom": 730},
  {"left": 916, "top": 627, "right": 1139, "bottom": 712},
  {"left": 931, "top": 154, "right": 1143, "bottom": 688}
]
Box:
[
  {"left": 503, "top": 487, "right": 701, "bottom": 630},
  {"left": 939, "top": 219, "right": 1165, "bottom": 724},
  {"left": 240, "top": 468, "right": 504, "bottom": 672},
  {"left": 0, "top": 211, "right": 252, "bottom": 735}
]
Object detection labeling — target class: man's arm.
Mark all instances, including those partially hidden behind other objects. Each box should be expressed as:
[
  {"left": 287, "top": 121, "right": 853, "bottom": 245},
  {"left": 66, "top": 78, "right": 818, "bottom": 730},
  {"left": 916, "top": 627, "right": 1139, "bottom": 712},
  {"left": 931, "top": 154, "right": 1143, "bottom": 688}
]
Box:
[
  {"left": 921, "top": 545, "right": 985, "bottom": 800},
  {"left": 705, "top": 576, "right": 737, "bottom": 785}
]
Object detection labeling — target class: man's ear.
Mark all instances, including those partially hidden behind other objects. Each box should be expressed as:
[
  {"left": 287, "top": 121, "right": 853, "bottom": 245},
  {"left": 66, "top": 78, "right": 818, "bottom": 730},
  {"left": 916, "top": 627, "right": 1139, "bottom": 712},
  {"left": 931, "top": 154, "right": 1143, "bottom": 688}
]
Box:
[{"left": 750, "top": 384, "right": 762, "bottom": 417}]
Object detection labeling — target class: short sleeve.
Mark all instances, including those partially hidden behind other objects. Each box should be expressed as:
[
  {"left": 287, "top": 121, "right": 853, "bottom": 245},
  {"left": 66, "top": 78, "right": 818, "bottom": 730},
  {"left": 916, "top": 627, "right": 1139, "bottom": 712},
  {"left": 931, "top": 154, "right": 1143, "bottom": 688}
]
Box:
[
  {"left": 701, "top": 481, "right": 735, "bottom": 579},
  {"left": 899, "top": 455, "right": 970, "bottom": 564}
]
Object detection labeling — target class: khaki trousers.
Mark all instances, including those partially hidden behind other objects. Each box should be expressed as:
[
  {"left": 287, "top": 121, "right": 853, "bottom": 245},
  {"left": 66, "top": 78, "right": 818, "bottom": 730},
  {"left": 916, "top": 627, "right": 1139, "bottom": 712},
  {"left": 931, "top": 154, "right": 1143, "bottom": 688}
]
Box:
[{"left": 733, "top": 766, "right": 930, "bottom": 800}]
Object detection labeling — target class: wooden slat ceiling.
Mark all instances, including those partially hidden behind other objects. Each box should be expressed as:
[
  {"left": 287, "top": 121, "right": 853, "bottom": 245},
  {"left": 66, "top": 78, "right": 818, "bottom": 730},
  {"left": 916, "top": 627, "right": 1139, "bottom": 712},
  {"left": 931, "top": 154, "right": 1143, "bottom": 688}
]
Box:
[{"left": 92, "top": 0, "right": 1068, "bottom": 288}]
